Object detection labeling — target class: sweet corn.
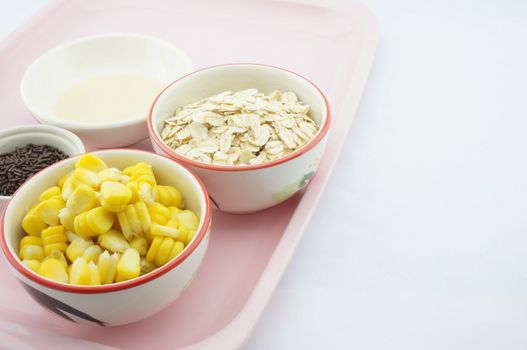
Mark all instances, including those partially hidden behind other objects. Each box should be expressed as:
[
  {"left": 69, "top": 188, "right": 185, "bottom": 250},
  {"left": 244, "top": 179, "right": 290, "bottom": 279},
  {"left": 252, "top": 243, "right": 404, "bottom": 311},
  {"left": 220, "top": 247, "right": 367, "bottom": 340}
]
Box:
[
  {"left": 186, "top": 229, "right": 197, "bottom": 245},
  {"left": 38, "top": 258, "right": 69, "bottom": 283},
  {"left": 100, "top": 181, "right": 132, "bottom": 206},
  {"left": 66, "top": 231, "right": 81, "bottom": 243},
  {"left": 88, "top": 261, "right": 101, "bottom": 285},
  {"left": 22, "top": 209, "right": 48, "bottom": 236},
  {"left": 70, "top": 168, "right": 100, "bottom": 190},
  {"left": 98, "top": 229, "right": 129, "bottom": 253},
  {"left": 75, "top": 154, "right": 107, "bottom": 173},
  {"left": 169, "top": 206, "right": 182, "bottom": 221},
  {"left": 69, "top": 258, "right": 91, "bottom": 285},
  {"left": 148, "top": 202, "right": 170, "bottom": 225},
  {"left": 98, "top": 168, "right": 123, "bottom": 183},
  {"left": 116, "top": 202, "right": 150, "bottom": 241},
  {"left": 65, "top": 237, "right": 93, "bottom": 262},
  {"left": 66, "top": 184, "right": 97, "bottom": 214},
  {"left": 130, "top": 237, "right": 148, "bottom": 256},
  {"left": 57, "top": 171, "right": 72, "bottom": 189},
  {"left": 146, "top": 236, "right": 184, "bottom": 267},
  {"left": 100, "top": 197, "right": 127, "bottom": 213},
  {"left": 123, "top": 162, "right": 156, "bottom": 186},
  {"left": 20, "top": 236, "right": 42, "bottom": 247},
  {"left": 34, "top": 197, "right": 65, "bottom": 226},
  {"left": 61, "top": 178, "right": 74, "bottom": 200},
  {"left": 154, "top": 185, "right": 183, "bottom": 208},
  {"left": 74, "top": 207, "right": 114, "bottom": 237},
  {"left": 41, "top": 225, "right": 67, "bottom": 255},
  {"left": 22, "top": 259, "right": 41, "bottom": 272},
  {"left": 115, "top": 248, "right": 140, "bottom": 282},
  {"left": 82, "top": 245, "right": 103, "bottom": 263},
  {"left": 19, "top": 244, "right": 44, "bottom": 261},
  {"left": 39, "top": 186, "right": 61, "bottom": 202},
  {"left": 140, "top": 257, "right": 156, "bottom": 275},
  {"left": 42, "top": 250, "right": 68, "bottom": 269},
  {"left": 97, "top": 250, "right": 119, "bottom": 284},
  {"left": 150, "top": 223, "right": 182, "bottom": 240},
  {"left": 178, "top": 210, "right": 199, "bottom": 230},
  {"left": 58, "top": 208, "right": 76, "bottom": 232}
]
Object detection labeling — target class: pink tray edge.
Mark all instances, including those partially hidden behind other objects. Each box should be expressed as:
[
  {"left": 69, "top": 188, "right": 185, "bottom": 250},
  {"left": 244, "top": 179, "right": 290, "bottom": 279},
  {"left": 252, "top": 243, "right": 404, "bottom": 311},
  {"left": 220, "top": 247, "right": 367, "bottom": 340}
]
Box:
[{"left": 0, "top": 0, "right": 379, "bottom": 348}]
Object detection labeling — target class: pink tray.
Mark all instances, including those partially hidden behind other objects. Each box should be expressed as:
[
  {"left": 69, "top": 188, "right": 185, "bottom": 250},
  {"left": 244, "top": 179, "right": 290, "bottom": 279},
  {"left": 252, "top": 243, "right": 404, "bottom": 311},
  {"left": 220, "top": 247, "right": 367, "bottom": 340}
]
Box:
[{"left": 0, "top": 0, "right": 378, "bottom": 348}]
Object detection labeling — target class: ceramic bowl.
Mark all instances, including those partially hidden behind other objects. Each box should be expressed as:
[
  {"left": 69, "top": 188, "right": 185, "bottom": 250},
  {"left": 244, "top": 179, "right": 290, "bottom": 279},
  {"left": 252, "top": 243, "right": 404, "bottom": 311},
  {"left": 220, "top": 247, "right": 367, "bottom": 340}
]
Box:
[
  {"left": 20, "top": 34, "right": 193, "bottom": 148},
  {"left": 148, "top": 64, "right": 330, "bottom": 213},
  {"left": 0, "top": 124, "right": 85, "bottom": 212},
  {"left": 0, "top": 149, "right": 212, "bottom": 326}
]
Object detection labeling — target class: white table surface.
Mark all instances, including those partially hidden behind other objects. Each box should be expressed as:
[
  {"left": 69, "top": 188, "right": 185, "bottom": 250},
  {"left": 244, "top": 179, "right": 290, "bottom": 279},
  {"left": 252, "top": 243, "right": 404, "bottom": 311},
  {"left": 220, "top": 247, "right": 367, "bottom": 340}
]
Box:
[{"left": 2, "top": 0, "right": 527, "bottom": 349}]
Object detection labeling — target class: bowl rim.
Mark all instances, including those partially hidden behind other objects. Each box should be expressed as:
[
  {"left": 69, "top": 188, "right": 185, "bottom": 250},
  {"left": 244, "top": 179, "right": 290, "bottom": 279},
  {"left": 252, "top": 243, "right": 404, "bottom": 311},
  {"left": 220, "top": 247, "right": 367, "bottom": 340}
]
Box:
[
  {"left": 148, "top": 63, "right": 331, "bottom": 172},
  {"left": 20, "top": 33, "right": 194, "bottom": 131},
  {"left": 0, "top": 124, "right": 86, "bottom": 201},
  {"left": 0, "top": 149, "right": 212, "bottom": 294}
]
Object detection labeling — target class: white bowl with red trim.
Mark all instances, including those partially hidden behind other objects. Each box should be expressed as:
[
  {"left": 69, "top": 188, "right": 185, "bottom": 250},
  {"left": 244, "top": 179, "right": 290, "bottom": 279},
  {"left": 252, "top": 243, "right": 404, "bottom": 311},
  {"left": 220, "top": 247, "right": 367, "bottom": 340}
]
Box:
[
  {"left": 148, "top": 64, "right": 331, "bottom": 213},
  {"left": 0, "top": 149, "right": 211, "bottom": 326}
]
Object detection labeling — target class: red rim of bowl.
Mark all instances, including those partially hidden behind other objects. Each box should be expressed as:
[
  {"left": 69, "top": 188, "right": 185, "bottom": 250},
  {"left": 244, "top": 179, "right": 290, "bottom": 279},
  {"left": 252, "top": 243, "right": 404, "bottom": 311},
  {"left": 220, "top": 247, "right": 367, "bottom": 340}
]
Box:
[
  {"left": 0, "top": 149, "right": 212, "bottom": 294},
  {"left": 148, "top": 63, "right": 331, "bottom": 172}
]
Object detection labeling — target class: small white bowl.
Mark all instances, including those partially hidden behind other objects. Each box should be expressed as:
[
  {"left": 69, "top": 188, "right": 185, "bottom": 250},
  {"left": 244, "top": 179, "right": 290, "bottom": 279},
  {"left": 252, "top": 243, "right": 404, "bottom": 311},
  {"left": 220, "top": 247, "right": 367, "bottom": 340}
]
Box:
[
  {"left": 0, "top": 124, "right": 85, "bottom": 211},
  {"left": 148, "top": 64, "right": 331, "bottom": 213},
  {"left": 0, "top": 149, "right": 212, "bottom": 326},
  {"left": 20, "top": 34, "right": 193, "bottom": 148}
]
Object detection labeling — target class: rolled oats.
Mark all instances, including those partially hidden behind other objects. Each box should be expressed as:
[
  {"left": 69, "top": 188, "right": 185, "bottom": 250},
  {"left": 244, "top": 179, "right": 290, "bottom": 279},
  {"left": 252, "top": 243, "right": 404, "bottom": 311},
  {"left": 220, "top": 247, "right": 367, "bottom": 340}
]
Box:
[{"left": 160, "top": 89, "right": 319, "bottom": 166}]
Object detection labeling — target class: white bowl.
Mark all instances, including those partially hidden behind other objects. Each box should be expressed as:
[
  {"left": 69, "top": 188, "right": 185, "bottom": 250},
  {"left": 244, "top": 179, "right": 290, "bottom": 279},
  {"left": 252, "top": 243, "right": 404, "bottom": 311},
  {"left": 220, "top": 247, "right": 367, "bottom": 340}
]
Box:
[
  {"left": 0, "top": 124, "right": 85, "bottom": 211},
  {"left": 20, "top": 34, "right": 193, "bottom": 148},
  {"left": 148, "top": 64, "right": 331, "bottom": 213},
  {"left": 0, "top": 149, "right": 212, "bottom": 326}
]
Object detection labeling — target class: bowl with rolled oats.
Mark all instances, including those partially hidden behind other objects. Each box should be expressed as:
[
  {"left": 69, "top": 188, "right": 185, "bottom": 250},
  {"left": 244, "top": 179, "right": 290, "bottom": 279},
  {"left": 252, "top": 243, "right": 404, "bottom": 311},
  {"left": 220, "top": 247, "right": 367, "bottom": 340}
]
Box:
[{"left": 148, "top": 64, "right": 330, "bottom": 213}]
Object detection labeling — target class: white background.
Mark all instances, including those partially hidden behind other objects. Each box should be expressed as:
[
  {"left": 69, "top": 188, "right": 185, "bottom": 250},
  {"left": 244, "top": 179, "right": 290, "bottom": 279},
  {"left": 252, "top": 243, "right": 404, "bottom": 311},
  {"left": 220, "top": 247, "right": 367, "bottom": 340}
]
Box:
[{"left": 2, "top": 0, "right": 527, "bottom": 349}]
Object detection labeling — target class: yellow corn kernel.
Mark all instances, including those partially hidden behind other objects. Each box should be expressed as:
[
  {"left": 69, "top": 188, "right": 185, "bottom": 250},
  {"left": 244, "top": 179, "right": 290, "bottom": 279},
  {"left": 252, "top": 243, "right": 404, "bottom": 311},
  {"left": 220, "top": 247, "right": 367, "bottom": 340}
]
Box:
[
  {"left": 146, "top": 236, "right": 163, "bottom": 263},
  {"left": 98, "top": 229, "right": 129, "bottom": 253},
  {"left": 154, "top": 237, "right": 174, "bottom": 266},
  {"left": 41, "top": 225, "right": 67, "bottom": 255},
  {"left": 178, "top": 210, "right": 199, "bottom": 230},
  {"left": 34, "top": 197, "right": 65, "bottom": 226},
  {"left": 150, "top": 223, "right": 182, "bottom": 240},
  {"left": 133, "top": 181, "right": 154, "bottom": 204},
  {"left": 22, "top": 211, "right": 48, "bottom": 236},
  {"left": 57, "top": 171, "right": 72, "bottom": 189},
  {"left": 98, "top": 168, "right": 123, "bottom": 182},
  {"left": 39, "top": 186, "right": 61, "bottom": 202},
  {"left": 20, "top": 236, "right": 42, "bottom": 247},
  {"left": 38, "top": 258, "right": 69, "bottom": 283},
  {"left": 75, "top": 154, "right": 107, "bottom": 173},
  {"left": 123, "top": 162, "right": 156, "bottom": 186},
  {"left": 115, "top": 248, "right": 140, "bottom": 282},
  {"left": 154, "top": 185, "right": 183, "bottom": 208},
  {"left": 70, "top": 168, "right": 100, "bottom": 190},
  {"left": 169, "top": 206, "right": 182, "bottom": 221},
  {"left": 19, "top": 244, "right": 44, "bottom": 261},
  {"left": 82, "top": 245, "right": 103, "bottom": 263},
  {"left": 42, "top": 250, "right": 68, "bottom": 269},
  {"left": 134, "top": 201, "right": 151, "bottom": 234},
  {"left": 58, "top": 208, "right": 75, "bottom": 232},
  {"left": 22, "top": 259, "right": 41, "bottom": 272},
  {"left": 88, "top": 261, "right": 101, "bottom": 285},
  {"left": 130, "top": 237, "right": 148, "bottom": 256},
  {"left": 66, "top": 184, "right": 97, "bottom": 214},
  {"left": 61, "top": 178, "right": 75, "bottom": 200},
  {"left": 85, "top": 207, "right": 114, "bottom": 234},
  {"left": 73, "top": 212, "right": 97, "bottom": 238},
  {"left": 100, "top": 197, "right": 127, "bottom": 213},
  {"left": 100, "top": 181, "right": 132, "bottom": 206},
  {"left": 168, "top": 241, "right": 185, "bottom": 260},
  {"left": 65, "top": 237, "right": 93, "bottom": 262},
  {"left": 69, "top": 258, "right": 91, "bottom": 285},
  {"left": 140, "top": 257, "right": 156, "bottom": 275},
  {"left": 148, "top": 202, "right": 170, "bottom": 225},
  {"left": 126, "top": 181, "right": 140, "bottom": 203},
  {"left": 97, "top": 250, "right": 119, "bottom": 284}
]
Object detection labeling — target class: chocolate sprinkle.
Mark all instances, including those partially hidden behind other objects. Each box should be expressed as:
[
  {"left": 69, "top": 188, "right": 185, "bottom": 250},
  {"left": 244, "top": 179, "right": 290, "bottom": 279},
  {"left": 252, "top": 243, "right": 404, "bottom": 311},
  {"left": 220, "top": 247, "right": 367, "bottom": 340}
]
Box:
[{"left": 0, "top": 144, "right": 68, "bottom": 196}]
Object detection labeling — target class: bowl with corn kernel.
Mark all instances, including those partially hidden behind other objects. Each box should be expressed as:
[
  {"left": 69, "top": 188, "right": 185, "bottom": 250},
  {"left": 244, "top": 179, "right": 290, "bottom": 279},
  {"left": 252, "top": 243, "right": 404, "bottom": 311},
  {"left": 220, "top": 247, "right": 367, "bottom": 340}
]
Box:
[
  {"left": 148, "top": 63, "right": 331, "bottom": 213},
  {"left": 0, "top": 150, "right": 211, "bottom": 326}
]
